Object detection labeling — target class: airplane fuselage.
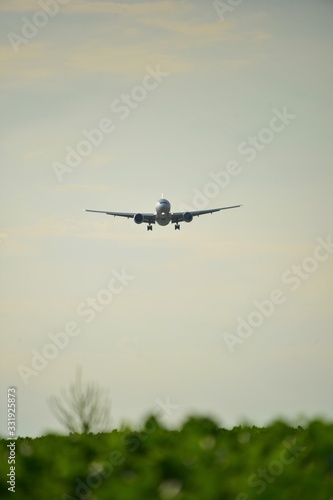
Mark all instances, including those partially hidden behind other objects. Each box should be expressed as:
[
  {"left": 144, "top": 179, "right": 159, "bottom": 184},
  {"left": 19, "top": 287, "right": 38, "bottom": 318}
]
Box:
[{"left": 155, "top": 198, "right": 171, "bottom": 226}]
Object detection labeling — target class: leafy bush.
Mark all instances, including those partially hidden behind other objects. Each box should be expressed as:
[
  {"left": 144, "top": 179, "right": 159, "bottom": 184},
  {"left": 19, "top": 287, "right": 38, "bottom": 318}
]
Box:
[{"left": 1, "top": 417, "right": 332, "bottom": 499}]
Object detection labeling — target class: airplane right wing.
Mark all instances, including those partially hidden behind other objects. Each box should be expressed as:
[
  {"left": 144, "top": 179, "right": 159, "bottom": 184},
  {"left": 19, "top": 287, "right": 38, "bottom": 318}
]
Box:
[{"left": 171, "top": 204, "right": 242, "bottom": 222}]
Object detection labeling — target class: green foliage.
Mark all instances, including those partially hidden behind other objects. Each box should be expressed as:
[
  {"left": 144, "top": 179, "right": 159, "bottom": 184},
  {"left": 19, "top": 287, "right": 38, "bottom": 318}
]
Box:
[{"left": 1, "top": 417, "right": 332, "bottom": 499}]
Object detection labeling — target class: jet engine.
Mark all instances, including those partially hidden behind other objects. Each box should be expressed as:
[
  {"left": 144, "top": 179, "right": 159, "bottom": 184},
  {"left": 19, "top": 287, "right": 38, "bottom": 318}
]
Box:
[
  {"left": 183, "top": 212, "right": 193, "bottom": 223},
  {"left": 134, "top": 213, "right": 144, "bottom": 224}
]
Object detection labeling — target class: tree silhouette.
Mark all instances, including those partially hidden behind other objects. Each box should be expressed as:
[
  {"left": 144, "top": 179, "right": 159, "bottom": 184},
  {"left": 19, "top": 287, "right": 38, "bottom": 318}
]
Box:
[{"left": 49, "top": 367, "right": 111, "bottom": 434}]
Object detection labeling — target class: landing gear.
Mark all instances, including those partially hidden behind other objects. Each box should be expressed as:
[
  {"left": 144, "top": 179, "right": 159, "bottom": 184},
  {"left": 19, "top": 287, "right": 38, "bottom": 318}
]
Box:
[
  {"left": 147, "top": 224, "right": 153, "bottom": 231},
  {"left": 175, "top": 224, "right": 180, "bottom": 230}
]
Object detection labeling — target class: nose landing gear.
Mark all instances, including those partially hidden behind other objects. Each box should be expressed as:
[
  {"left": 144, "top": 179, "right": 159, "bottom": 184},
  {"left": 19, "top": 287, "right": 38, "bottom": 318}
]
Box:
[
  {"left": 175, "top": 224, "right": 180, "bottom": 230},
  {"left": 147, "top": 224, "right": 153, "bottom": 231}
]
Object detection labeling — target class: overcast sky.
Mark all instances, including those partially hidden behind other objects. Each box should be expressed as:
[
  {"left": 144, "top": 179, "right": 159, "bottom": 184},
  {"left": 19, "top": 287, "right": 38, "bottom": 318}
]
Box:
[{"left": 0, "top": 0, "right": 332, "bottom": 437}]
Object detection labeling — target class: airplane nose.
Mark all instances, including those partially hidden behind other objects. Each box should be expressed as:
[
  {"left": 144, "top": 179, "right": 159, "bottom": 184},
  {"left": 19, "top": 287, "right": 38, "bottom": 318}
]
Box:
[{"left": 156, "top": 199, "right": 171, "bottom": 213}]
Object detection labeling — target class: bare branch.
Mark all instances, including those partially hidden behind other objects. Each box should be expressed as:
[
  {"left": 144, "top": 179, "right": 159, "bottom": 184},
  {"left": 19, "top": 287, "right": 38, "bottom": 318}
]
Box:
[{"left": 48, "top": 367, "right": 111, "bottom": 434}]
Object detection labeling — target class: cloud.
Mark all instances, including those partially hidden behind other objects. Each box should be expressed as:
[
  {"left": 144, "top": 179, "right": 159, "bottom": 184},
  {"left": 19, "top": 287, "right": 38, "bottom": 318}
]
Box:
[
  {"left": 1, "top": 217, "right": 80, "bottom": 256},
  {"left": 0, "top": 0, "right": 43, "bottom": 12},
  {"left": 0, "top": 0, "right": 187, "bottom": 15},
  {"left": 66, "top": 0, "right": 186, "bottom": 16},
  {"left": 2, "top": 213, "right": 249, "bottom": 257},
  {"left": 0, "top": 43, "right": 58, "bottom": 86},
  {"left": 0, "top": 0, "right": 256, "bottom": 86},
  {"left": 1, "top": 215, "right": 170, "bottom": 255},
  {"left": 139, "top": 16, "right": 239, "bottom": 43},
  {"left": 0, "top": 34, "right": 248, "bottom": 88},
  {"left": 67, "top": 43, "right": 192, "bottom": 77}
]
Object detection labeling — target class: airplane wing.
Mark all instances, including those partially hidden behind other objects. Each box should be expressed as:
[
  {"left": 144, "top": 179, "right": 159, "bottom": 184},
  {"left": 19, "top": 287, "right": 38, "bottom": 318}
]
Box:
[
  {"left": 85, "top": 210, "right": 156, "bottom": 224},
  {"left": 171, "top": 204, "right": 242, "bottom": 223}
]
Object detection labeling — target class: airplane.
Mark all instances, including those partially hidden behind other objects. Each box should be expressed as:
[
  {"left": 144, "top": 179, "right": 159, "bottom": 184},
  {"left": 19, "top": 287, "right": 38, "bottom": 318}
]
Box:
[{"left": 85, "top": 197, "right": 242, "bottom": 231}]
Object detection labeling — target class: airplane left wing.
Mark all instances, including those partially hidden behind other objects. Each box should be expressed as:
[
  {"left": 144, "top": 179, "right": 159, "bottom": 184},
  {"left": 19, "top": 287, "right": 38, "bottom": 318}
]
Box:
[
  {"left": 171, "top": 204, "right": 242, "bottom": 222},
  {"left": 85, "top": 210, "right": 156, "bottom": 223}
]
